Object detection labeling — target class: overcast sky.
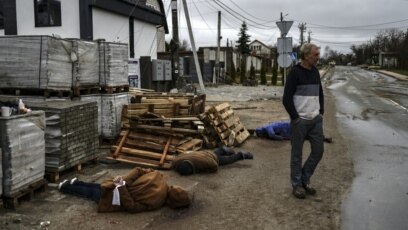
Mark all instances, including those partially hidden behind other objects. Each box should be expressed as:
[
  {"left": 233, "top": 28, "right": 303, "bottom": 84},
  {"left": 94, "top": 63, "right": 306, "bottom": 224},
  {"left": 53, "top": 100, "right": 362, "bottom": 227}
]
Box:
[{"left": 163, "top": 0, "right": 408, "bottom": 55}]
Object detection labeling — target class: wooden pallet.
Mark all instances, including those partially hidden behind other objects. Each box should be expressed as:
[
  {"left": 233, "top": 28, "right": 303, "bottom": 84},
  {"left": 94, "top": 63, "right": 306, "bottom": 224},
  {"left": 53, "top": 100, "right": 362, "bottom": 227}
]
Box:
[
  {"left": 72, "top": 86, "right": 100, "bottom": 97},
  {"left": 45, "top": 157, "right": 98, "bottom": 183},
  {"left": 2, "top": 179, "right": 48, "bottom": 209},
  {"left": 0, "top": 88, "right": 72, "bottom": 98},
  {"left": 100, "top": 85, "right": 129, "bottom": 94},
  {"left": 108, "top": 130, "right": 203, "bottom": 169},
  {"left": 203, "top": 102, "right": 250, "bottom": 147}
]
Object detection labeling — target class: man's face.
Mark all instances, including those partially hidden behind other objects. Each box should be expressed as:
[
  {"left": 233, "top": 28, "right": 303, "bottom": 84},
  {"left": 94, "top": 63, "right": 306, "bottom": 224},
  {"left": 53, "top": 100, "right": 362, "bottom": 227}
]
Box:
[{"left": 305, "top": 47, "right": 320, "bottom": 66}]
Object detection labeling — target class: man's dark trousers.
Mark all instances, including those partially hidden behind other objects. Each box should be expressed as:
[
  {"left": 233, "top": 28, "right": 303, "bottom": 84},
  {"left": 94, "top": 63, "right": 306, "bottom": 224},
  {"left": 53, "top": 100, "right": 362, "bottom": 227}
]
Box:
[{"left": 290, "top": 115, "right": 324, "bottom": 188}]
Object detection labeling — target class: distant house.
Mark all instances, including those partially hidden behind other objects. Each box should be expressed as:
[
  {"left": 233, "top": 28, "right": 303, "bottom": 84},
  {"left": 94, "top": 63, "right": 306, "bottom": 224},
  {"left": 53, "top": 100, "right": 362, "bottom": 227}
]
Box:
[
  {"left": 0, "top": 0, "right": 168, "bottom": 59},
  {"left": 248, "top": 39, "right": 274, "bottom": 72},
  {"left": 249, "top": 39, "right": 271, "bottom": 57},
  {"left": 379, "top": 52, "right": 398, "bottom": 69}
]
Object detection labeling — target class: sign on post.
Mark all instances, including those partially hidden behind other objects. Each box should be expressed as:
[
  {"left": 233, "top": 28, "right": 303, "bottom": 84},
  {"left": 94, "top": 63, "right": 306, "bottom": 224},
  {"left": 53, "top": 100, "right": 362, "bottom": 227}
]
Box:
[
  {"left": 277, "top": 37, "right": 293, "bottom": 53},
  {"left": 278, "top": 54, "right": 292, "bottom": 68},
  {"left": 276, "top": 21, "right": 293, "bottom": 37}
]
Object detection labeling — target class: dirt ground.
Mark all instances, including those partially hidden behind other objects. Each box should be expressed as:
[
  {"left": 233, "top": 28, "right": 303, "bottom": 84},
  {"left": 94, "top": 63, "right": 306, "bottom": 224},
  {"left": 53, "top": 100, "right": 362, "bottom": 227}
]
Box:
[{"left": 0, "top": 81, "right": 354, "bottom": 230}]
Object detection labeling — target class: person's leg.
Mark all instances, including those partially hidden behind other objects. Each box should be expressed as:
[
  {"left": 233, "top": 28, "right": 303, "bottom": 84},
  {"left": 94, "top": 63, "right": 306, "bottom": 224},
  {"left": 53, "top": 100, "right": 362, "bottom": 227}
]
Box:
[
  {"left": 216, "top": 153, "right": 243, "bottom": 166},
  {"left": 301, "top": 116, "right": 324, "bottom": 185},
  {"left": 60, "top": 181, "right": 101, "bottom": 202},
  {"left": 290, "top": 119, "right": 308, "bottom": 188}
]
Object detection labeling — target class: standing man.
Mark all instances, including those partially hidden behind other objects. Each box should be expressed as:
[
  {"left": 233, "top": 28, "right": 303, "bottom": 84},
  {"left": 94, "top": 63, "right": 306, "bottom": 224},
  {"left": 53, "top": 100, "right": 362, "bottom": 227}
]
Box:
[{"left": 282, "top": 43, "right": 324, "bottom": 199}]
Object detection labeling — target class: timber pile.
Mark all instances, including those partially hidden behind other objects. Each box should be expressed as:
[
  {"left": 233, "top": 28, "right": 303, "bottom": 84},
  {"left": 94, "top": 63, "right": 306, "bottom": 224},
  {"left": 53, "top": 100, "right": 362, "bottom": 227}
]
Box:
[
  {"left": 107, "top": 94, "right": 205, "bottom": 169},
  {"left": 107, "top": 130, "right": 203, "bottom": 169},
  {"left": 201, "top": 102, "right": 250, "bottom": 147}
]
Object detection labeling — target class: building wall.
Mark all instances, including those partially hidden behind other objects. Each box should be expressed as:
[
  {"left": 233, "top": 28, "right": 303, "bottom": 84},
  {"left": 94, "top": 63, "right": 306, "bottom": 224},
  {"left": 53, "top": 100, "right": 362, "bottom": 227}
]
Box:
[
  {"left": 133, "top": 19, "right": 158, "bottom": 59},
  {"left": 16, "top": 0, "right": 80, "bottom": 37},
  {"left": 92, "top": 8, "right": 128, "bottom": 43}
]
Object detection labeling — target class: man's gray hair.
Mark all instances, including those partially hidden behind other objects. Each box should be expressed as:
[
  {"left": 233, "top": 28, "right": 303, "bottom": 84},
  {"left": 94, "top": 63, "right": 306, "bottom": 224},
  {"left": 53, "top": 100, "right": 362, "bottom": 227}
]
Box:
[{"left": 299, "top": 43, "right": 319, "bottom": 60}]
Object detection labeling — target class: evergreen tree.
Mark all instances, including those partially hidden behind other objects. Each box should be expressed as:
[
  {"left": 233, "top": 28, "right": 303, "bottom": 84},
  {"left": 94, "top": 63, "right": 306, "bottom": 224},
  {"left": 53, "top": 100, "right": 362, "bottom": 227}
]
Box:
[
  {"left": 260, "top": 59, "right": 266, "bottom": 85},
  {"left": 272, "top": 59, "right": 278, "bottom": 85},
  {"left": 236, "top": 21, "right": 251, "bottom": 84}
]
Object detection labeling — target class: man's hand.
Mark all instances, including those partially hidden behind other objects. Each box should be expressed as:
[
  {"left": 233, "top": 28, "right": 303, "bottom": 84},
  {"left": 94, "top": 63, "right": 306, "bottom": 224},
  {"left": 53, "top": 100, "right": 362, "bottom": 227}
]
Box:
[
  {"left": 113, "top": 176, "right": 125, "bottom": 187},
  {"left": 292, "top": 118, "right": 302, "bottom": 125}
]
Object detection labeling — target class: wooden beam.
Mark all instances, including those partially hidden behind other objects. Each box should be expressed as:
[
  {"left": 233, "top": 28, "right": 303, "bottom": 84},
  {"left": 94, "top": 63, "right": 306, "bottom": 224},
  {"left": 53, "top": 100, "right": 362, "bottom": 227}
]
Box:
[
  {"left": 113, "top": 130, "right": 130, "bottom": 158},
  {"left": 114, "top": 147, "right": 175, "bottom": 161},
  {"left": 159, "top": 137, "right": 172, "bottom": 165}
]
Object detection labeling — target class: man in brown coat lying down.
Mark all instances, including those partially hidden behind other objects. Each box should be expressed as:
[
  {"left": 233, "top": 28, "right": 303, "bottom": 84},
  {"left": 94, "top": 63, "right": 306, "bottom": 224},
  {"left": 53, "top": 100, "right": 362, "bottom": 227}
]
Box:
[
  {"left": 172, "top": 146, "right": 253, "bottom": 175},
  {"left": 58, "top": 167, "right": 190, "bottom": 212}
]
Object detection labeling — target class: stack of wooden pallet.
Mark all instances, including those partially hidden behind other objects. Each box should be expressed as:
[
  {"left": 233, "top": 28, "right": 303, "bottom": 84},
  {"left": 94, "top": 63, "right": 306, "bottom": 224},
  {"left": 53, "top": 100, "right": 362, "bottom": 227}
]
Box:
[
  {"left": 108, "top": 99, "right": 204, "bottom": 169},
  {"left": 107, "top": 114, "right": 204, "bottom": 169},
  {"left": 201, "top": 102, "right": 250, "bottom": 147}
]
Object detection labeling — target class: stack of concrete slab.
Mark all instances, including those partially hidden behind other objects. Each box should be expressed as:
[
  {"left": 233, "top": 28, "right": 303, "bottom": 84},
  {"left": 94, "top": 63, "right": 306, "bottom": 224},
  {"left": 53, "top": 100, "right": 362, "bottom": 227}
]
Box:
[
  {"left": 71, "top": 39, "right": 100, "bottom": 88},
  {"left": 0, "top": 111, "right": 46, "bottom": 196},
  {"left": 0, "top": 36, "right": 73, "bottom": 90},
  {"left": 0, "top": 148, "right": 2, "bottom": 197},
  {"left": 28, "top": 101, "right": 99, "bottom": 172},
  {"left": 98, "top": 41, "right": 129, "bottom": 87},
  {"left": 81, "top": 93, "right": 129, "bottom": 139}
]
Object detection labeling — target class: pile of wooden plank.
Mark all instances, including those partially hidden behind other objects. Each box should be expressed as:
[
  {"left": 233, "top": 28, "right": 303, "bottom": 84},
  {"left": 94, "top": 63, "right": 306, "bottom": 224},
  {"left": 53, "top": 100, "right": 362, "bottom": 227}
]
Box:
[
  {"left": 201, "top": 102, "right": 250, "bottom": 147},
  {"left": 107, "top": 129, "right": 203, "bottom": 169},
  {"left": 107, "top": 103, "right": 205, "bottom": 169}
]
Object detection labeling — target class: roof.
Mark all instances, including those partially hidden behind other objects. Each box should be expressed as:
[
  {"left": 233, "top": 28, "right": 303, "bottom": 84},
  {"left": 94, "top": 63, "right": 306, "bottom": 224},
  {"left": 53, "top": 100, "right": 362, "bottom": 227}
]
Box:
[{"left": 249, "top": 39, "right": 270, "bottom": 48}]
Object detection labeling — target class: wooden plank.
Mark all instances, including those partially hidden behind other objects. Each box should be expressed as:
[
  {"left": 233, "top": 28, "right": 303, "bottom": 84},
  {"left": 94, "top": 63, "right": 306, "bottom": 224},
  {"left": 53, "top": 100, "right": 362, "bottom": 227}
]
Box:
[
  {"left": 176, "top": 139, "right": 203, "bottom": 153},
  {"left": 135, "top": 124, "right": 202, "bottom": 134},
  {"left": 214, "top": 102, "right": 230, "bottom": 112},
  {"left": 106, "top": 156, "right": 171, "bottom": 169},
  {"left": 160, "top": 137, "right": 172, "bottom": 165},
  {"left": 125, "top": 138, "right": 177, "bottom": 154},
  {"left": 126, "top": 131, "right": 182, "bottom": 145},
  {"left": 114, "top": 147, "right": 175, "bottom": 161},
  {"left": 235, "top": 129, "right": 250, "bottom": 144},
  {"left": 224, "top": 116, "right": 240, "bottom": 128},
  {"left": 220, "top": 109, "right": 234, "bottom": 120},
  {"left": 113, "top": 130, "right": 130, "bottom": 158}
]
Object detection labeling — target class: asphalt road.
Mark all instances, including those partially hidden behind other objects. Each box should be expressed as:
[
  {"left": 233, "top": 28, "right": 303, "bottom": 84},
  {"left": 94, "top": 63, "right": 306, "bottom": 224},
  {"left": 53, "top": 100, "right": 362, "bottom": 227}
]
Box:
[{"left": 326, "top": 66, "right": 408, "bottom": 230}]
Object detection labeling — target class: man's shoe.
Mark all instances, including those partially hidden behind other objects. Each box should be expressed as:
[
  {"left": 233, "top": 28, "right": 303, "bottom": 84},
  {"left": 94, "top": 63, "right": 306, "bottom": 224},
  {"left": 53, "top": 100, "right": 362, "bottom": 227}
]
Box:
[
  {"left": 292, "top": 186, "right": 306, "bottom": 199},
  {"left": 58, "top": 179, "right": 69, "bottom": 190},
  {"left": 238, "top": 151, "right": 253, "bottom": 159},
  {"left": 302, "top": 183, "right": 317, "bottom": 195},
  {"left": 70, "top": 177, "right": 78, "bottom": 185}
]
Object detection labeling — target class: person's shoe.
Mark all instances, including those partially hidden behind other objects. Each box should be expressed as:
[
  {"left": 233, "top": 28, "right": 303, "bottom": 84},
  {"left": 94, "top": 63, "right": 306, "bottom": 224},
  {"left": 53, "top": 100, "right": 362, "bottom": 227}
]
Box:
[
  {"left": 58, "top": 179, "right": 69, "bottom": 190},
  {"left": 239, "top": 151, "right": 254, "bottom": 160},
  {"left": 292, "top": 186, "right": 306, "bottom": 199},
  {"left": 70, "top": 177, "right": 78, "bottom": 185},
  {"left": 302, "top": 183, "right": 317, "bottom": 195}
]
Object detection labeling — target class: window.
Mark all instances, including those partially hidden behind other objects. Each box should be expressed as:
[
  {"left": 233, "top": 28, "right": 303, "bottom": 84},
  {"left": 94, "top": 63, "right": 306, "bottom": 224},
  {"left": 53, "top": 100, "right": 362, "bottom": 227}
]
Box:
[{"left": 34, "top": 0, "right": 61, "bottom": 27}]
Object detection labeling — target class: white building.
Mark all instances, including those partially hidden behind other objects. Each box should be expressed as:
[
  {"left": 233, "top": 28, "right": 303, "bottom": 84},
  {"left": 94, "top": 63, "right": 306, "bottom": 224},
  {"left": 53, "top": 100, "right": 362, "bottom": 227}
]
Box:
[{"left": 0, "top": 0, "right": 168, "bottom": 59}]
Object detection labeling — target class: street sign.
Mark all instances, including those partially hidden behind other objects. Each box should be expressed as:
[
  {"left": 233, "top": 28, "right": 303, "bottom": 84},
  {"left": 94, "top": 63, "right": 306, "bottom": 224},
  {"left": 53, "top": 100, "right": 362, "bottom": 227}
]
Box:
[
  {"left": 276, "top": 21, "right": 293, "bottom": 36},
  {"left": 290, "top": 52, "right": 297, "bottom": 61},
  {"left": 277, "top": 37, "right": 293, "bottom": 53},
  {"left": 278, "top": 54, "right": 292, "bottom": 68}
]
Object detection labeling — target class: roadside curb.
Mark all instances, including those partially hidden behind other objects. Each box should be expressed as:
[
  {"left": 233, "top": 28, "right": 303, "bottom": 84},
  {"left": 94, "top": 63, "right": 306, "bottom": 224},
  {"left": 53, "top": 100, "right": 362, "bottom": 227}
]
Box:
[{"left": 370, "top": 69, "right": 408, "bottom": 81}]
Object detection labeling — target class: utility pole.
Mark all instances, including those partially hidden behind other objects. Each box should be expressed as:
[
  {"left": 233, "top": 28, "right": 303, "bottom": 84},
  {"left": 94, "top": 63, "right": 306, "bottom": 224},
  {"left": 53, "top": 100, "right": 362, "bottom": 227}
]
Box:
[
  {"left": 182, "top": 0, "right": 205, "bottom": 91},
  {"left": 171, "top": 0, "right": 179, "bottom": 88},
  {"left": 298, "top": 23, "right": 307, "bottom": 45},
  {"left": 214, "top": 11, "right": 221, "bottom": 84},
  {"left": 308, "top": 30, "right": 312, "bottom": 43}
]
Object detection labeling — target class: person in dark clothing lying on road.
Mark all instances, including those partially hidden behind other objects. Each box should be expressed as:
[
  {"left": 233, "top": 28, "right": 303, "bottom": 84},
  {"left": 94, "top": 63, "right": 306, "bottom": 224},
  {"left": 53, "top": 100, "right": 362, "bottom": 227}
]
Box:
[
  {"left": 172, "top": 146, "right": 253, "bottom": 175},
  {"left": 255, "top": 121, "right": 333, "bottom": 143},
  {"left": 58, "top": 167, "right": 190, "bottom": 212}
]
